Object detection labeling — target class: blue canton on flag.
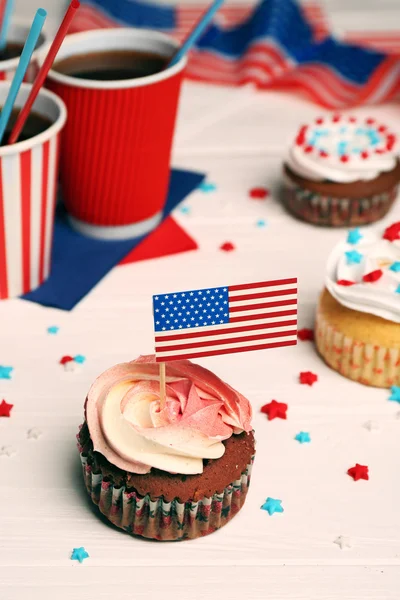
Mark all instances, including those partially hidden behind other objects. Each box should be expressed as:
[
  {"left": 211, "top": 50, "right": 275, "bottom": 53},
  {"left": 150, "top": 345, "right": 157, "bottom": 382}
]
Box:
[{"left": 153, "top": 278, "right": 298, "bottom": 362}]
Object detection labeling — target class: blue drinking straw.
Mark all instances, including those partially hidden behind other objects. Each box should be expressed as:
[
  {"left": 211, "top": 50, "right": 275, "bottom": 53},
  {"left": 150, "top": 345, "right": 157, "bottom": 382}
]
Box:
[
  {"left": 169, "top": 0, "right": 225, "bottom": 67},
  {"left": 0, "top": 8, "right": 46, "bottom": 145},
  {"left": 0, "top": 0, "right": 15, "bottom": 53}
]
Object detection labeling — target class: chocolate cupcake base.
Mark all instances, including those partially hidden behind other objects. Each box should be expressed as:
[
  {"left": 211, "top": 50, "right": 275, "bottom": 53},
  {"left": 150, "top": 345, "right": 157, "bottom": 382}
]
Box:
[{"left": 80, "top": 452, "right": 254, "bottom": 541}]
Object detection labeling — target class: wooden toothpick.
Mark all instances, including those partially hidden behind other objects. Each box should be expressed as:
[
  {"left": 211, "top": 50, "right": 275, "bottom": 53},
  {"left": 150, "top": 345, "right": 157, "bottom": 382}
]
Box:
[{"left": 159, "top": 362, "right": 166, "bottom": 410}]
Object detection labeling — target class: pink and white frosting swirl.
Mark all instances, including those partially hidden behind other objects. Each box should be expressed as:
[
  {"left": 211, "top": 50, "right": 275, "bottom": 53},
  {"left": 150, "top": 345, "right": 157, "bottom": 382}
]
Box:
[
  {"left": 85, "top": 355, "right": 252, "bottom": 475},
  {"left": 287, "top": 115, "right": 398, "bottom": 183}
]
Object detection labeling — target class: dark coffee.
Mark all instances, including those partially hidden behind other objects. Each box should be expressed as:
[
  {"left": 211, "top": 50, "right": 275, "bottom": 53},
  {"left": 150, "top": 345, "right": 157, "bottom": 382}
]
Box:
[
  {"left": 54, "top": 50, "right": 169, "bottom": 81},
  {"left": 0, "top": 43, "right": 24, "bottom": 62},
  {"left": 1, "top": 110, "right": 52, "bottom": 146}
]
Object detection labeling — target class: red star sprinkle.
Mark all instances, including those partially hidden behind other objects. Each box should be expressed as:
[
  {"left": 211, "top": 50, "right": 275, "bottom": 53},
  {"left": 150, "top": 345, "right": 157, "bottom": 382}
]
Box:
[
  {"left": 298, "top": 328, "right": 314, "bottom": 341},
  {"left": 383, "top": 222, "right": 400, "bottom": 242},
  {"left": 220, "top": 242, "right": 235, "bottom": 252},
  {"left": 249, "top": 187, "right": 269, "bottom": 199},
  {"left": 337, "top": 279, "right": 356, "bottom": 286},
  {"left": 347, "top": 463, "right": 369, "bottom": 481},
  {"left": 340, "top": 155, "right": 349, "bottom": 163},
  {"left": 0, "top": 399, "right": 13, "bottom": 417},
  {"left": 299, "top": 371, "right": 318, "bottom": 386},
  {"left": 260, "top": 400, "right": 288, "bottom": 420},
  {"left": 60, "top": 355, "right": 74, "bottom": 365},
  {"left": 360, "top": 151, "right": 369, "bottom": 159},
  {"left": 362, "top": 269, "right": 383, "bottom": 283}
]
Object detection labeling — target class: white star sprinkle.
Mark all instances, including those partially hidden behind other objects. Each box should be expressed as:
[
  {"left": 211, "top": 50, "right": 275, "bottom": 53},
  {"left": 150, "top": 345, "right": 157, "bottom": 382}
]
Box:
[
  {"left": 27, "top": 428, "right": 42, "bottom": 440},
  {"left": 363, "top": 420, "right": 380, "bottom": 433},
  {"left": 334, "top": 536, "right": 352, "bottom": 550},
  {"left": 0, "top": 445, "right": 16, "bottom": 457}
]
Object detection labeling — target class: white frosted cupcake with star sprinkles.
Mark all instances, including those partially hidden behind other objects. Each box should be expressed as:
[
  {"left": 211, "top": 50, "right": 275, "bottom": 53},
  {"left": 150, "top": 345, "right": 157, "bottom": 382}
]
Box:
[
  {"left": 316, "top": 223, "right": 400, "bottom": 387},
  {"left": 283, "top": 114, "right": 400, "bottom": 227}
]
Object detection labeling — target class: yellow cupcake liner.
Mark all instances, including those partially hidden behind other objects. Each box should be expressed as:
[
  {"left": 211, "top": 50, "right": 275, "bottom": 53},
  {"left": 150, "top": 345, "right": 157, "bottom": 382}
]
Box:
[{"left": 316, "top": 309, "right": 400, "bottom": 388}]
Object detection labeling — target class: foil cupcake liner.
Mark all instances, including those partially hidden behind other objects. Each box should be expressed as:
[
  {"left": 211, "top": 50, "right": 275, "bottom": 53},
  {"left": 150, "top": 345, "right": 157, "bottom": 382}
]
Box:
[
  {"left": 316, "top": 309, "right": 400, "bottom": 388},
  {"left": 282, "top": 176, "right": 398, "bottom": 227},
  {"left": 80, "top": 452, "right": 254, "bottom": 541}
]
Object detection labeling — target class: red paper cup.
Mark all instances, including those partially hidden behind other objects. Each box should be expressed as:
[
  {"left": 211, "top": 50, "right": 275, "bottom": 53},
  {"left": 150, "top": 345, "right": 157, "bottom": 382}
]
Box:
[
  {"left": 0, "top": 83, "right": 67, "bottom": 300},
  {"left": 47, "top": 29, "right": 187, "bottom": 240},
  {"left": 0, "top": 19, "right": 48, "bottom": 82}
]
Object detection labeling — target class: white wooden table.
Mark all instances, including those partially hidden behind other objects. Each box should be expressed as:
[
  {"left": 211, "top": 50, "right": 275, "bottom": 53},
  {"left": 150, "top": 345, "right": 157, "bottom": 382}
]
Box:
[{"left": 1, "top": 1, "right": 400, "bottom": 599}]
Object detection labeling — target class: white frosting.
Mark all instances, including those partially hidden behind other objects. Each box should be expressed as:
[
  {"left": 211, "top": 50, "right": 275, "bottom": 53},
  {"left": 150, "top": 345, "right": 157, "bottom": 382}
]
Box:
[
  {"left": 326, "top": 231, "right": 400, "bottom": 323},
  {"left": 287, "top": 116, "right": 398, "bottom": 183}
]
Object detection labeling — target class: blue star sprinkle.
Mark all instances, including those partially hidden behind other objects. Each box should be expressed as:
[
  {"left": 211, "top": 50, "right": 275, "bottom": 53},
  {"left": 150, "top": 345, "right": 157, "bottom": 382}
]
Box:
[
  {"left": 345, "top": 250, "right": 363, "bottom": 265},
  {"left": 256, "top": 219, "right": 267, "bottom": 228},
  {"left": 199, "top": 181, "right": 217, "bottom": 193},
  {"left": 180, "top": 206, "right": 191, "bottom": 215},
  {"left": 396, "top": 285, "right": 400, "bottom": 294},
  {"left": 71, "top": 547, "right": 89, "bottom": 563},
  {"left": 347, "top": 228, "right": 363, "bottom": 245},
  {"left": 389, "top": 386, "right": 400, "bottom": 403},
  {"left": 389, "top": 262, "right": 400, "bottom": 273},
  {"left": 260, "top": 497, "right": 284, "bottom": 516},
  {"left": 0, "top": 366, "right": 13, "bottom": 380},
  {"left": 47, "top": 326, "right": 59, "bottom": 335},
  {"left": 295, "top": 431, "right": 311, "bottom": 444},
  {"left": 74, "top": 355, "right": 86, "bottom": 364}
]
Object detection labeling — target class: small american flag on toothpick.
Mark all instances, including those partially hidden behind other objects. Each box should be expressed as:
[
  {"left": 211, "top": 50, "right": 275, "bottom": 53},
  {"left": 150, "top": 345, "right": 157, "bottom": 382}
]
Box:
[{"left": 152, "top": 278, "right": 298, "bottom": 362}]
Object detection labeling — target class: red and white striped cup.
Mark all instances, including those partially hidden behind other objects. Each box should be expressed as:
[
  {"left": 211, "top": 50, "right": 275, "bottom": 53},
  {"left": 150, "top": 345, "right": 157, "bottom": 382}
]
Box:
[
  {"left": 47, "top": 28, "right": 187, "bottom": 240},
  {"left": 0, "top": 19, "right": 48, "bottom": 82},
  {"left": 0, "top": 83, "right": 67, "bottom": 300}
]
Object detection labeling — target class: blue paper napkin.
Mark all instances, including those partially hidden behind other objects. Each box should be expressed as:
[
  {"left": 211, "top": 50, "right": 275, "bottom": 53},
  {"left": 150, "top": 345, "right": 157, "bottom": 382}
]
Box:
[{"left": 23, "top": 168, "right": 205, "bottom": 311}]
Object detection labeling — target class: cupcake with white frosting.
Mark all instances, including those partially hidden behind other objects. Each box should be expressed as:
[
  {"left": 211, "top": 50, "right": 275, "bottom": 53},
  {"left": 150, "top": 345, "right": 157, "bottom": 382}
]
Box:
[
  {"left": 77, "top": 355, "right": 255, "bottom": 540},
  {"left": 316, "top": 223, "right": 400, "bottom": 387},
  {"left": 283, "top": 115, "right": 400, "bottom": 226}
]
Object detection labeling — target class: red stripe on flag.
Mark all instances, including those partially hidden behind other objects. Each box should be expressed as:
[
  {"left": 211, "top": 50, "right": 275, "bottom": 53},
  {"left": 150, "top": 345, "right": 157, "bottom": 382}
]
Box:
[
  {"left": 156, "top": 329, "right": 297, "bottom": 353},
  {"left": 230, "top": 302, "right": 297, "bottom": 322},
  {"left": 39, "top": 141, "right": 49, "bottom": 284},
  {"left": 230, "top": 288, "right": 297, "bottom": 302},
  {"left": 230, "top": 300, "right": 297, "bottom": 312},
  {"left": 156, "top": 339, "right": 297, "bottom": 362},
  {"left": 155, "top": 317, "right": 298, "bottom": 342},
  {"left": 230, "top": 278, "right": 297, "bottom": 291},
  {"left": 0, "top": 160, "right": 7, "bottom": 299},
  {"left": 20, "top": 150, "right": 31, "bottom": 294}
]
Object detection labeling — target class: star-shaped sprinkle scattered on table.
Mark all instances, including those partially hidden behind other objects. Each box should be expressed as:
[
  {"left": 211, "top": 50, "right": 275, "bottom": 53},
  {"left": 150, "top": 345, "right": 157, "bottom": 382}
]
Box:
[
  {"left": 363, "top": 420, "right": 380, "bottom": 433},
  {"left": 180, "top": 206, "right": 191, "bottom": 215},
  {"left": 220, "top": 241, "right": 235, "bottom": 252},
  {"left": 299, "top": 371, "right": 318, "bottom": 386},
  {"left": 295, "top": 431, "right": 311, "bottom": 444},
  {"left": 389, "top": 386, "right": 400, "bottom": 403},
  {"left": 345, "top": 250, "right": 363, "bottom": 265},
  {"left": 347, "top": 463, "right": 369, "bottom": 481},
  {"left": 389, "top": 262, "right": 400, "bottom": 273},
  {"left": 0, "top": 445, "right": 16, "bottom": 457},
  {"left": 334, "top": 535, "right": 352, "bottom": 550},
  {"left": 0, "top": 400, "right": 13, "bottom": 417},
  {"left": 74, "top": 355, "right": 86, "bottom": 364},
  {"left": 256, "top": 219, "right": 267, "bottom": 228},
  {"left": 199, "top": 181, "right": 216, "bottom": 193},
  {"left": 383, "top": 222, "right": 400, "bottom": 242},
  {"left": 71, "top": 547, "right": 89, "bottom": 563},
  {"left": 261, "top": 400, "right": 288, "bottom": 420},
  {"left": 0, "top": 366, "right": 13, "bottom": 380},
  {"left": 60, "top": 356, "right": 74, "bottom": 365},
  {"left": 298, "top": 328, "right": 314, "bottom": 341},
  {"left": 396, "top": 285, "right": 400, "bottom": 294},
  {"left": 260, "top": 497, "right": 284, "bottom": 515},
  {"left": 27, "top": 427, "right": 42, "bottom": 440},
  {"left": 347, "top": 228, "right": 363, "bottom": 245},
  {"left": 249, "top": 187, "right": 269, "bottom": 199},
  {"left": 47, "top": 326, "right": 59, "bottom": 335}
]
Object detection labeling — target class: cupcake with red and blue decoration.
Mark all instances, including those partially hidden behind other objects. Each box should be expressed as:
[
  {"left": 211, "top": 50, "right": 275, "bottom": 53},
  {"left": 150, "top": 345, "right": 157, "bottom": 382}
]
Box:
[
  {"left": 77, "top": 355, "right": 255, "bottom": 540},
  {"left": 316, "top": 223, "right": 400, "bottom": 387},
  {"left": 283, "top": 115, "right": 400, "bottom": 227}
]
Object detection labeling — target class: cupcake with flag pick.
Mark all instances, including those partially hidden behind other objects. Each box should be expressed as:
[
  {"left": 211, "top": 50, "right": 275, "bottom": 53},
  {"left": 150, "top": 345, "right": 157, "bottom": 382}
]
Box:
[
  {"left": 283, "top": 114, "right": 400, "bottom": 227},
  {"left": 316, "top": 223, "right": 400, "bottom": 387}
]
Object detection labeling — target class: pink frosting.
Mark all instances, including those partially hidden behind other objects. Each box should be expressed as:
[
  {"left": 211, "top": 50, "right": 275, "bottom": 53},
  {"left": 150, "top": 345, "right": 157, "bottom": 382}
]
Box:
[{"left": 85, "top": 355, "right": 252, "bottom": 475}]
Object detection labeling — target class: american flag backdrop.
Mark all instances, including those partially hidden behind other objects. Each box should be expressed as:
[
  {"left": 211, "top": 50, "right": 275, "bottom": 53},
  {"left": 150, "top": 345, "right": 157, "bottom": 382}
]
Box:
[
  {"left": 153, "top": 278, "right": 297, "bottom": 362},
  {"left": 71, "top": 0, "right": 400, "bottom": 109}
]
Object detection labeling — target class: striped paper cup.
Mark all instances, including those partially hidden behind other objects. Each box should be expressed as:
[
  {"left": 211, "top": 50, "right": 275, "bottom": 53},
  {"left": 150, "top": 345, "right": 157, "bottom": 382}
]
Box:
[
  {"left": 0, "top": 83, "right": 67, "bottom": 300},
  {"left": 47, "top": 29, "right": 187, "bottom": 240},
  {"left": 0, "top": 19, "right": 48, "bottom": 83}
]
